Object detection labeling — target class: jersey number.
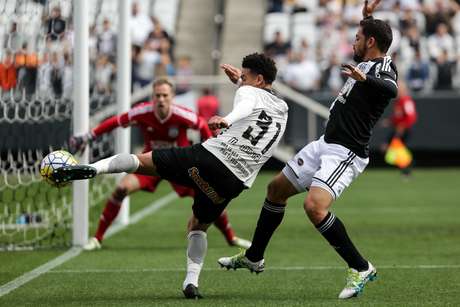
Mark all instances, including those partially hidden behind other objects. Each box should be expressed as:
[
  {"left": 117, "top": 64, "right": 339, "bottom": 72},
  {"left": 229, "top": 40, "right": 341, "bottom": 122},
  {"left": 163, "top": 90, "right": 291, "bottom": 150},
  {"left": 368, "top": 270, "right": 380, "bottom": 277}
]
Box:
[{"left": 242, "top": 110, "right": 282, "bottom": 154}]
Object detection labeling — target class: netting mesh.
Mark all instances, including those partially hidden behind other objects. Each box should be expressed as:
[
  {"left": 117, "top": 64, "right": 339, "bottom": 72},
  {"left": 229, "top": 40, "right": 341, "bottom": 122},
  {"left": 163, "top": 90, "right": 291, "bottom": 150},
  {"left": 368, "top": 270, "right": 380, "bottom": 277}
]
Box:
[{"left": 0, "top": 0, "right": 117, "bottom": 250}]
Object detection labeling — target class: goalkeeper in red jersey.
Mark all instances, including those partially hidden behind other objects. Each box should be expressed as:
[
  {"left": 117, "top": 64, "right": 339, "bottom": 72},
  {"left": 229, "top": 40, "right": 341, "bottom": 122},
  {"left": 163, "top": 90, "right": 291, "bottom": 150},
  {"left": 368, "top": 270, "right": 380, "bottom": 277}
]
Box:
[{"left": 70, "top": 78, "right": 251, "bottom": 250}]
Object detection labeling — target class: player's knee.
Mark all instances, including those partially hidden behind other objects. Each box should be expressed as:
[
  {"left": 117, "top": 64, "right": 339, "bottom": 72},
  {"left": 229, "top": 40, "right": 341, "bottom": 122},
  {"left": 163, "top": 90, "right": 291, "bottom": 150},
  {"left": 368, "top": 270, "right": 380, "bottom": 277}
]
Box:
[
  {"left": 304, "top": 194, "right": 327, "bottom": 223},
  {"left": 266, "top": 179, "right": 285, "bottom": 203},
  {"left": 113, "top": 186, "right": 128, "bottom": 201}
]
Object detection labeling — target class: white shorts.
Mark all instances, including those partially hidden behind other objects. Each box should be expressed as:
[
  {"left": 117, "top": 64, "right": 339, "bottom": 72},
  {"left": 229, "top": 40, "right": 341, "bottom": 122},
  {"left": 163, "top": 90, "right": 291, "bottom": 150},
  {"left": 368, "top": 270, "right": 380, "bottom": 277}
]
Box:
[{"left": 282, "top": 136, "right": 369, "bottom": 199}]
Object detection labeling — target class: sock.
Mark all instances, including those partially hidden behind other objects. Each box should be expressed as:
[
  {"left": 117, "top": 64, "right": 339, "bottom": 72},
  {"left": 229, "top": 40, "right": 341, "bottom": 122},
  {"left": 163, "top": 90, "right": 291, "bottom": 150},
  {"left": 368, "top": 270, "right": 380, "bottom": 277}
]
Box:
[
  {"left": 245, "top": 199, "right": 285, "bottom": 262},
  {"left": 94, "top": 197, "right": 122, "bottom": 242},
  {"left": 90, "top": 154, "right": 139, "bottom": 175},
  {"left": 213, "top": 211, "right": 236, "bottom": 244},
  {"left": 183, "top": 230, "right": 207, "bottom": 289},
  {"left": 316, "top": 212, "right": 368, "bottom": 271}
]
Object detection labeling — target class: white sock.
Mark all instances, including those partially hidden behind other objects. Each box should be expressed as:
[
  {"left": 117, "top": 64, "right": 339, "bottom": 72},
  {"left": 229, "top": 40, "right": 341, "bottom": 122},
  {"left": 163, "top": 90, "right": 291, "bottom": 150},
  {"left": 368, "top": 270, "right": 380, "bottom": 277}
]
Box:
[
  {"left": 183, "top": 230, "right": 207, "bottom": 290},
  {"left": 90, "top": 154, "right": 139, "bottom": 175}
]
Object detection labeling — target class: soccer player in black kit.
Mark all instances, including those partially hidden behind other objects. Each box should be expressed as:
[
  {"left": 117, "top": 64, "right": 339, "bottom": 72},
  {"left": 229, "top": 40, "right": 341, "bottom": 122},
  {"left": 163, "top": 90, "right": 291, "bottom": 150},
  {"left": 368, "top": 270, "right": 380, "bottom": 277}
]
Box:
[{"left": 219, "top": 0, "right": 397, "bottom": 299}]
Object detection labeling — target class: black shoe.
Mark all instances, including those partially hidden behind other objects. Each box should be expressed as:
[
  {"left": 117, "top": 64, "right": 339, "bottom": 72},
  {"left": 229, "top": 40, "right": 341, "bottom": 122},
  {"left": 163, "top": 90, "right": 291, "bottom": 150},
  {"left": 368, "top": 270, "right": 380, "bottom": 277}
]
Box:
[
  {"left": 51, "top": 165, "right": 97, "bottom": 184},
  {"left": 182, "top": 284, "right": 203, "bottom": 299}
]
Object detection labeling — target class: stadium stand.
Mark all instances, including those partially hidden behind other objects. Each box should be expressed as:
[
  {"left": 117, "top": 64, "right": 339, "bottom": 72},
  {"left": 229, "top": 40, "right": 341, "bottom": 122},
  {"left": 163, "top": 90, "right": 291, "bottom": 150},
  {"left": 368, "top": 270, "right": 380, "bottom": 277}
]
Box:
[{"left": 265, "top": 0, "right": 460, "bottom": 93}]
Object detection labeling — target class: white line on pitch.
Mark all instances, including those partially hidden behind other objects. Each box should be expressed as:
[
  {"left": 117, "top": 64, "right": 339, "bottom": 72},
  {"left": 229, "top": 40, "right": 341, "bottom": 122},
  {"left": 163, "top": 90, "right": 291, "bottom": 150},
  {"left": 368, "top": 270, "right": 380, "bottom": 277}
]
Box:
[
  {"left": 0, "top": 192, "right": 177, "bottom": 298},
  {"left": 47, "top": 264, "right": 460, "bottom": 274}
]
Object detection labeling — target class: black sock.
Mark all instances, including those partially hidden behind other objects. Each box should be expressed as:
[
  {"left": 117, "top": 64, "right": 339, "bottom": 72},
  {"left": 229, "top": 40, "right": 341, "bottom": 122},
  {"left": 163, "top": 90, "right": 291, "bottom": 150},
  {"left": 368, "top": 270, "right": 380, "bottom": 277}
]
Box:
[
  {"left": 245, "top": 199, "right": 286, "bottom": 262},
  {"left": 316, "top": 212, "right": 368, "bottom": 271}
]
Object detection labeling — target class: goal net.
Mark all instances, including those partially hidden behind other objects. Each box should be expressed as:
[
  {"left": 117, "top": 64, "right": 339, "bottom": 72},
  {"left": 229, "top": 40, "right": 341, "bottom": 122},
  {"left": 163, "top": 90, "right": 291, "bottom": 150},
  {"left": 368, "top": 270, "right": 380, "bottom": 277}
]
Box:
[{"left": 0, "top": 0, "right": 117, "bottom": 250}]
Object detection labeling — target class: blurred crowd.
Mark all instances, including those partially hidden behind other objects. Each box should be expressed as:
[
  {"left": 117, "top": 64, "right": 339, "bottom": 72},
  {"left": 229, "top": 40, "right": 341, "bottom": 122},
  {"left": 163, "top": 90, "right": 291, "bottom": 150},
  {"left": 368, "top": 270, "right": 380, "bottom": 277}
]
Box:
[
  {"left": 0, "top": 1, "right": 193, "bottom": 99},
  {"left": 266, "top": 0, "right": 460, "bottom": 94}
]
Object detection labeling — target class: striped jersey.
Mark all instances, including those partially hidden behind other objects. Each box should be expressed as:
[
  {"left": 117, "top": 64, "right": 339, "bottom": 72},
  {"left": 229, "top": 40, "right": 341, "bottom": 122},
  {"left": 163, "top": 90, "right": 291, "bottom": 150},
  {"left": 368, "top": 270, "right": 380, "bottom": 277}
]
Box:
[
  {"left": 203, "top": 86, "right": 288, "bottom": 187},
  {"left": 325, "top": 56, "right": 398, "bottom": 158}
]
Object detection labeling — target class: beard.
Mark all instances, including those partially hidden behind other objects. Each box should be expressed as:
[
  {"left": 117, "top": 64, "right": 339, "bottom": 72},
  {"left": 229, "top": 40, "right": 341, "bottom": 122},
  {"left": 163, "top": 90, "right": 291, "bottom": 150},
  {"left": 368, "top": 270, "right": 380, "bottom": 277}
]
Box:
[{"left": 353, "top": 46, "right": 366, "bottom": 62}]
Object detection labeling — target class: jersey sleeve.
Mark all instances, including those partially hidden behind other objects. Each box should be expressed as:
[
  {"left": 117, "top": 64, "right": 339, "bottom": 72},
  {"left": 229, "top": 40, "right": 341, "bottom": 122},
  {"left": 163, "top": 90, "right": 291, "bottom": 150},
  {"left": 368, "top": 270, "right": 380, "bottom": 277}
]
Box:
[
  {"left": 364, "top": 58, "right": 398, "bottom": 98},
  {"left": 91, "top": 103, "right": 152, "bottom": 137},
  {"left": 91, "top": 114, "right": 125, "bottom": 137},
  {"left": 223, "top": 86, "right": 257, "bottom": 125},
  {"left": 197, "top": 116, "right": 213, "bottom": 140}
]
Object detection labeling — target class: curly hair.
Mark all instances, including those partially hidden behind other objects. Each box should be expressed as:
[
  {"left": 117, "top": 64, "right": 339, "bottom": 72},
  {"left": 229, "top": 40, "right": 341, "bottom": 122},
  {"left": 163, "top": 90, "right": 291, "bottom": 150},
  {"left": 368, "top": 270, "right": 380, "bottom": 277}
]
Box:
[{"left": 242, "top": 52, "right": 277, "bottom": 84}]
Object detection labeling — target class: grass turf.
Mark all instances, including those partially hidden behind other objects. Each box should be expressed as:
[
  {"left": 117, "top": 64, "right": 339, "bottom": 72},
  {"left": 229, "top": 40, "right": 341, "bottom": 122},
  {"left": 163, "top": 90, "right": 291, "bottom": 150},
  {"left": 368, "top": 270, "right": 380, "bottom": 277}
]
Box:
[{"left": 1, "top": 169, "right": 459, "bottom": 306}]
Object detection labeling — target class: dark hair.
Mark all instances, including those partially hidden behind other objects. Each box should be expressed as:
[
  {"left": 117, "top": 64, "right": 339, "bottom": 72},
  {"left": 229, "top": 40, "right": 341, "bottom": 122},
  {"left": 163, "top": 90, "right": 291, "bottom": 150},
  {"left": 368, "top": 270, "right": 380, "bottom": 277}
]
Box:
[
  {"left": 360, "top": 18, "right": 393, "bottom": 53},
  {"left": 242, "top": 52, "right": 277, "bottom": 84}
]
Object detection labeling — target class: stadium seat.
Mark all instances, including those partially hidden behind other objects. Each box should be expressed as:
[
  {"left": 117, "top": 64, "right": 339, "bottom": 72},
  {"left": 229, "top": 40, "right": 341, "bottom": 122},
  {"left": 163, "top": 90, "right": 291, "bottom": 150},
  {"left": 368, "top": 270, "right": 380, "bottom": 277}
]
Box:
[
  {"left": 152, "top": 0, "right": 180, "bottom": 35},
  {"left": 373, "top": 11, "right": 399, "bottom": 28},
  {"left": 264, "top": 12, "right": 290, "bottom": 43}
]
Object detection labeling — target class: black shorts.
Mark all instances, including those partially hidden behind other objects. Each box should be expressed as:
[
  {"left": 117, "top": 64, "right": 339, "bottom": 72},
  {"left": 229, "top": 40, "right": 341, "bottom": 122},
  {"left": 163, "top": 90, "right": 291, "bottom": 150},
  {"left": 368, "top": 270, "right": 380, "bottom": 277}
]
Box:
[{"left": 152, "top": 144, "right": 246, "bottom": 223}]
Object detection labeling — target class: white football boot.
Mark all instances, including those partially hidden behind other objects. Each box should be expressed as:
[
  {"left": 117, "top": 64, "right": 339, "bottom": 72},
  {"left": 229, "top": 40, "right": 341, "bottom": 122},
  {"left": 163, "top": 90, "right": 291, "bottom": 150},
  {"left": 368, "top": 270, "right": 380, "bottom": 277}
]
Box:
[
  {"left": 218, "top": 249, "right": 264, "bottom": 274},
  {"left": 338, "top": 262, "right": 377, "bottom": 299},
  {"left": 83, "top": 237, "right": 101, "bottom": 251}
]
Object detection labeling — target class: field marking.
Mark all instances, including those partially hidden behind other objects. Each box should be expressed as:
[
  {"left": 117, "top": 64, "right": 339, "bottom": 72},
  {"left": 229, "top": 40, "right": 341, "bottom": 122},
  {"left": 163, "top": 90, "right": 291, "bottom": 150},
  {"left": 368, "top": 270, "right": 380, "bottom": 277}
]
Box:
[
  {"left": 48, "top": 264, "right": 460, "bottom": 274},
  {"left": 0, "top": 192, "right": 177, "bottom": 298}
]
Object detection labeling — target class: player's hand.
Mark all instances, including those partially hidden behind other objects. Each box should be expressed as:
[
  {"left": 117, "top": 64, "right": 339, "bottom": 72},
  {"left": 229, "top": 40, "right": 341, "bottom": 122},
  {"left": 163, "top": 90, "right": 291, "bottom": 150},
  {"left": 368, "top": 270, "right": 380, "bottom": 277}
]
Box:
[
  {"left": 341, "top": 64, "right": 367, "bottom": 81},
  {"left": 208, "top": 116, "right": 229, "bottom": 130},
  {"left": 220, "top": 64, "right": 242, "bottom": 84},
  {"left": 69, "top": 132, "right": 93, "bottom": 155},
  {"left": 362, "top": 0, "right": 381, "bottom": 18}
]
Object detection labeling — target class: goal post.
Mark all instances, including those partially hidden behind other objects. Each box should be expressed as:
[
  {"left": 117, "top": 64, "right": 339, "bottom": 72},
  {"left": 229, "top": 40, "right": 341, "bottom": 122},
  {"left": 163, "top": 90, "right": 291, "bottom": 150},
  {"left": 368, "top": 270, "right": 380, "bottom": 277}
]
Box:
[
  {"left": 72, "top": 0, "right": 90, "bottom": 247},
  {"left": 114, "top": 0, "right": 132, "bottom": 226}
]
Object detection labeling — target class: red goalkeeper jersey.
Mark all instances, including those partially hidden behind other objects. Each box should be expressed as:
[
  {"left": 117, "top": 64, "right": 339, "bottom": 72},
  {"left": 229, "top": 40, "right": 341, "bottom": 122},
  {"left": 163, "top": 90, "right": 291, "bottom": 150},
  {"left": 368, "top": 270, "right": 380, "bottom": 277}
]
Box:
[{"left": 92, "top": 101, "right": 213, "bottom": 152}]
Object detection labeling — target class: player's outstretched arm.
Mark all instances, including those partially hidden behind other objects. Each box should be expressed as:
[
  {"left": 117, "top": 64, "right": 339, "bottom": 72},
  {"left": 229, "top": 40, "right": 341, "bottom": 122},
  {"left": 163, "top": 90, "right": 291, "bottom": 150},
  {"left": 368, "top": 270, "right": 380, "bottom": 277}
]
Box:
[
  {"left": 362, "top": 0, "right": 381, "bottom": 18},
  {"left": 341, "top": 63, "right": 398, "bottom": 98},
  {"left": 220, "top": 64, "right": 242, "bottom": 84}
]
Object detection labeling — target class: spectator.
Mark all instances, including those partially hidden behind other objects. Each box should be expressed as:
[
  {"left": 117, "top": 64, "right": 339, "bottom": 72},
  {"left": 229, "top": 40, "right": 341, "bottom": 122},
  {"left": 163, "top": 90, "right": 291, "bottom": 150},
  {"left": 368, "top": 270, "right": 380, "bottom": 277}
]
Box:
[
  {"left": 175, "top": 55, "right": 193, "bottom": 95},
  {"left": 62, "top": 52, "right": 73, "bottom": 99},
  {"left": 94, "top": 55, "right": 115, "bottom": 94},
  {"left": 0, "top": 51, "right": 17, "bottom": 92},
  {"left": 264, "top": 31, "right": 291, "bottom": 60},
  {"left": 15, "top": 43, "right": 39, "bottom": 98},
  {"left": 37, "top": 52, "right": 52, "bottom": 98},
  {"left": 149, "top": 17, "right": 174, "bottom": 52},
  {"left": 89, "top": 25, "right": 98, "bottom": 64},
  {"left": 406, "top": 48, "right": 430, "bottom": 92},
  {"left": 427, "top": 23, "right": 455, "bottom": 61},
  {"left": 131, "top": 45, "right": 142, "bottom": 92},
  {"left": 130, "top": 2, "right": 153, "bottom": 47},
  {"left": 268, "top": 0, "right": 283, "bottom": 12},
  {"left": 434, "top": 49, "right": 456, "bottom": 90},
  {"left": 4, "top": 22, "right": 25, "bottom": 51},
  {"left": 134, "top": 41, "right": 160, "bottom": 88},
  {"left": 46, "top": 6, "right": 66, "bottom": 41},
  {"left": 49, "top": 52, "right": 64, "bottom": 97},
  {"left": 423, "top": 0, "right": 455, "bottom": 36},
  {"left": 97, "top": 18, "right": 117, "bottom": 62},
  {"left": 281, "top": 51, "right": 320, "bottom": 93},
  {"left": 196, "top": 88, "right": 220, "bottom": 121}
]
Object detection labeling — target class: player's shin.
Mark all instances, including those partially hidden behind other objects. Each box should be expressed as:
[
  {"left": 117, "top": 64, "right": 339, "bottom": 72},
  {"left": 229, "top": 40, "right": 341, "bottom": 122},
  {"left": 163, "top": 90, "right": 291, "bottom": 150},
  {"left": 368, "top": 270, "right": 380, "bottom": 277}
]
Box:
[
  {"left": 315, "top": 212, "right": 368, "bottom": 271},
  {"left": 90, "top": 153, "right": 140, "bottom": 175},
  {"left": 245, "top": 199, "right": 286, "bottom": 262},
  {"left": 183, "top": 230, "right": 207, "bottom": 290}
]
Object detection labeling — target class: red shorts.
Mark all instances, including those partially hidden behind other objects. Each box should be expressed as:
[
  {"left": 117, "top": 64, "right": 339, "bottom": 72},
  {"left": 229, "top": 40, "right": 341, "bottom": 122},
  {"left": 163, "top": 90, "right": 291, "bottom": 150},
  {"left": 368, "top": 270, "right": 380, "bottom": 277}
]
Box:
[{"left": 134, "top": 174, "right": 195, "bottom": 198}]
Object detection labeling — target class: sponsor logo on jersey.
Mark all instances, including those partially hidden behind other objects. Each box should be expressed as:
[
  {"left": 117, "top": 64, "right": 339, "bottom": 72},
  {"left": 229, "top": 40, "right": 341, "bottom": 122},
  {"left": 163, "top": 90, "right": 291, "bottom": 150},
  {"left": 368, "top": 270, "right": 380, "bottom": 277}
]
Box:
[
  {"left": 168, "top": 127, "right": 179, "bottom": 138},
  {"left": 188, "top": 167, "right": 225, "bottom": 204}
]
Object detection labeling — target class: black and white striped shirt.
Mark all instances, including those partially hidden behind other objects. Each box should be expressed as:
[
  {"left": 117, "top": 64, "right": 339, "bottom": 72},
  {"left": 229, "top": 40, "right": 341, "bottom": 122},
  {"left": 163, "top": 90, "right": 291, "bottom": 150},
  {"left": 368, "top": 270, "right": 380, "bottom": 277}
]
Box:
[{"left": 325, "top": 56, "right": 398, "bottom": 158}]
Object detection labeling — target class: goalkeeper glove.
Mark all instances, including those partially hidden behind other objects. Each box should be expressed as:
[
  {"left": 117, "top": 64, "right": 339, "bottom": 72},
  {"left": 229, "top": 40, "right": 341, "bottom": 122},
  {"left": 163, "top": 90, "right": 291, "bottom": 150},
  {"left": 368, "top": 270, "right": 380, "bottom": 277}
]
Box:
[{"left": 69, "top": 132, "right": 94, "bottom": 155}]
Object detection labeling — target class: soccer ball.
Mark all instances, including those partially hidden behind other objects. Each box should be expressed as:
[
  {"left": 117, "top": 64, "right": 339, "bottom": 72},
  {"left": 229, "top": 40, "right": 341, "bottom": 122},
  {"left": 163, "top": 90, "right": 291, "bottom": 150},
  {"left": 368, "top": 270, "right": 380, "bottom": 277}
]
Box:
[{"left": 40, "top": 150, "right": 78, "bottom": 187}]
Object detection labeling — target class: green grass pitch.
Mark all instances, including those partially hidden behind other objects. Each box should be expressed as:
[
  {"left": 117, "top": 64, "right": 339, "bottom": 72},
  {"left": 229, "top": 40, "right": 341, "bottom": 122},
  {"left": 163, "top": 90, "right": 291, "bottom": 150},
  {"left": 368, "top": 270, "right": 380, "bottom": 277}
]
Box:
[{"left": 1, "top": 169, "right": 459, "bottom": 306}]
